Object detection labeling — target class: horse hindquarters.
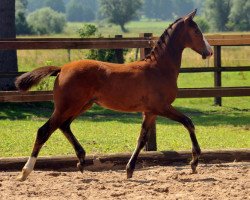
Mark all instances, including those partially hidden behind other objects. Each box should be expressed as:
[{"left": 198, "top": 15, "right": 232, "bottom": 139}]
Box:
[{"left": 17, "top": 73, "right": 96, "bottom": 181}]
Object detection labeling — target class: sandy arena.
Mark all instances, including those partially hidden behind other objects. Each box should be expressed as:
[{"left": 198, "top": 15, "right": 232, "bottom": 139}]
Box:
[{"left": 0, "top": 162, "right": 249, "bottom": 200}]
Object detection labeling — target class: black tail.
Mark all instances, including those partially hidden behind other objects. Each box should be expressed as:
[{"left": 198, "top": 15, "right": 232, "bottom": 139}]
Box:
[{"left": 15, "top": 66, "right": 61, "bottom": 91}]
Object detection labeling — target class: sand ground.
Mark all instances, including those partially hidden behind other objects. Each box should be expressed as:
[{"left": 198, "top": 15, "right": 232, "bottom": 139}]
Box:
[{"left": 0, "top": 162, "right": 249, "bottom": 200}]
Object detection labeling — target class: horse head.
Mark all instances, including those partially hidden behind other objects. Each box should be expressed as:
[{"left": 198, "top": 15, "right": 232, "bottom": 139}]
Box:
[{"left": 183, "top": 9, "right": 213, "bottom": 59}]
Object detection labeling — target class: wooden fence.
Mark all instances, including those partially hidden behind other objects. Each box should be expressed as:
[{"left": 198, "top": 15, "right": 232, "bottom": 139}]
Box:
[{"left": 0, "top": 34, "right": 250, "bottom": 150}]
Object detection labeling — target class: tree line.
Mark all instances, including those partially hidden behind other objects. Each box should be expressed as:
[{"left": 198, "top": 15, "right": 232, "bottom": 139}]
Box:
[
  {"left": 203, "top": 0, "right": 250, "bottom": 32},
  {"left": 16, "top": 0, "right": 250, "bottom": 35}
]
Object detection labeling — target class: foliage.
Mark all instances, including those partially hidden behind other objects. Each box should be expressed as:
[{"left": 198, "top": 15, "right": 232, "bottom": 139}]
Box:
[
  {"left": 143, "top": 0, "right": 175, "bottom": 20},
  {"left": 203, "top": 0, "right": 232, "bottom": 32},
  {"left": 16, "top": 0, "right": 28, "bottom": 13},
  {"left": 99, "top": 0, "right": 143, "bottom": 32},
  {"left": 24, "top": 0, "right": 250, "bottom": 33},
  {"left": 44, "top": 0, "right": 66, "bottom": 13},
  {"left": 78, "top": 24, "right": 97, "bottom": 37},
  {"left": 27, "top": 7, "right": 66, "bottom": 35},
  {"left": 227, "top": 0, "right": 250, "bottom": 31},
  {"left": 27, "top": 0, "right": 65, "bottom": 13},
  {"left": 86, "top": 48, "right": 119, "bottom": 63},
  {"left": 174, "top": 0, "right": 196, "bottom": 16},
  {"left": 78, "top": 24, "right": 125, "bottom": 63},
  {"left": 27, "top": 0, "right": 44, "bottom": 12},
  {"left": 66, "top": 0, "right": 95, "bottom": 22},
  {"left": 194, "top": 16, "right": 210, "bottom": 33},
  {"left": 16, "top": 0, "right": 32, "bottom": 35},
  {"left": 142, "top": 0, "right": 198, "bottom": 20},
  {"left": 16, "top": 12, "right": 31, "bottom": 35},
  {"left": 203, "top": 0, "right": 250, "bottom": 32}
]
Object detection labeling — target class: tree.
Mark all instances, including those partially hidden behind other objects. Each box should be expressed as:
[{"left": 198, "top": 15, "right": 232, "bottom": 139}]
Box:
[
  {"left": 142, "top": 0, "right": 155, "bottom": 19},
  {"left": 78, "top": 24, "right": 126, "bottom": 63},
  {"left": 227, "top": 0, "right": 250, "bottom": 31},
  {"left": 27, "top": 0, "right": 44, "bottom": 12},
  {"left": 27, "top": 7, "right": 66, "bottom": 35},
  {"left": 204, "top": 0, "right": 232, "bottom": 32},
  {"left": 99, "top": 0, "right": 143, "bottom": 32},
  {"left": 174, "top": 0, "right": 195, "bottom": 16},
  {"left": 44, "top": 0, "right": 66, "bottom": 13},
  {"left": 143, "top": 0, "right": 170, "bottom": 20},
  {"left": 155, "top": 0, "right": 175, "bottom": 20},
  {"left": 142, "top": 0, "right": 201, "bottom": 21},
  {"left": 66, "top": 0, "right": 95, "bottom": 22},
  {"left": 16, "top": 0, "right": 31, "bottom": 35},
  {"left": 27, "top": 0, "right": 66, "bottom": 13},
  {"left": 66, "top": 0, "right": 84, "bottom": 21},
  {"left": 195, "top": 16, "right": 210, "bottom": 32},
  {"left": 0, "top": 0, "right": 18, "bottom": 90}
]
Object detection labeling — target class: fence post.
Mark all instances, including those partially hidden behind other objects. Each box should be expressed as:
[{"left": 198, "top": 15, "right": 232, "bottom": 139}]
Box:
[
  {"left": 139, "top": 33, "right": 157, "bottom": 151},
  {"left": 115, "top": 35, "right": 124, "bottom": 63},
  {"left": 139, "top": 33, "right": 152, "bottom": 60},
  {"left": 67, "top": 49, "right": 71, "bottom": 62},
  {"left": 214, "top": 45, "right": 222, "bottom": 106}
]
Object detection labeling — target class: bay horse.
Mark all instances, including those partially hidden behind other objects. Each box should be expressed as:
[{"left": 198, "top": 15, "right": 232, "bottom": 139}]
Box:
[{"left": 15, "top": 10, "right": 213, "bottom": 181}]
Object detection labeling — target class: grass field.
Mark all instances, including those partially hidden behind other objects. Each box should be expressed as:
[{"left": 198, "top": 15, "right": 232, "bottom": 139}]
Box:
[
  {"left": 1, "top": 21, "right": 249, "bottom": 157},
  {"left": 0, "top": 97, "right": 249, "bottom": 157}
]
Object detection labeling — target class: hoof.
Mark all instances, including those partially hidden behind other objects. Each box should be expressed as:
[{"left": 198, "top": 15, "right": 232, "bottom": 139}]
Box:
[
  {"left": 16, "top": 169, "right": 30, "bottom": 181},
  {"left": 191, "top": 168, "right": 197, "bottom": 174},
  {"left": 126, "top": 167, "right": 134, "bottom": 179},
  {"left": 190, "top": 161, "right": 198, "bottom": 174},
  {"left": 77, "top": 162, "right": 84, "bottom": 173},
  {"left": 16, "top": 175, "right": 26, "bottom": 182}
]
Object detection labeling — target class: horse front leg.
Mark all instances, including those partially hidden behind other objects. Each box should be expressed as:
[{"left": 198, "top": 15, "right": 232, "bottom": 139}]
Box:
[
  {"left": 126, "top": 113, "right": 156, "bottom": 178},
  {"left": 158, "top": 105, "right": 201, "bottom": 173}
]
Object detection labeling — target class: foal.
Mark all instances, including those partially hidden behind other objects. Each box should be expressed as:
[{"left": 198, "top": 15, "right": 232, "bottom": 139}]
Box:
[{"left": 15, "top": 10, "right": 213, "bottom": 181}]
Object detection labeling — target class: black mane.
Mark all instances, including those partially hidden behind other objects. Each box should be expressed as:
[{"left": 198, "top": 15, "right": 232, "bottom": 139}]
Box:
[{"left": 144, "top": 17, "right": 184, "bottom": 61}]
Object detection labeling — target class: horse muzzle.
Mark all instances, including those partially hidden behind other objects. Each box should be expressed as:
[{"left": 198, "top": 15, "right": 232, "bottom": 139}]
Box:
[
  {"left": 201, "top": 36, "right": 213, "bottom": 59},
  {"left": 201, "top": 49, "right": 213, "bottom": 59}
]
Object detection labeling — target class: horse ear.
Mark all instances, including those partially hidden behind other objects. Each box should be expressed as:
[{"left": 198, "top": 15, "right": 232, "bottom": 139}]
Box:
[{"left": 184, "top": 9, "right": 197, "bottom": 21}]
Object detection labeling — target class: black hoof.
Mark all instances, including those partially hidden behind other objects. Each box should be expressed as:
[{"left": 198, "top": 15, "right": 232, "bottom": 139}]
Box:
[
  {"left": 190, "top": 160, "right": 198, "bottom": 174},
  {"left": 191, "top": 166, "right": 197, "bottom": 174},
  {"left": 126, "top": 166, "right": 134, "bottom": 179},
  {"left": 77, "top": 162, "right": 84, "bottom": 173}
]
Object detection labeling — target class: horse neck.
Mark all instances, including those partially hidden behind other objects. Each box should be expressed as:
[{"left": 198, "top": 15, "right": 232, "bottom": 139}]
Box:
[{"left": 147, "top": 21, "right": 185, "bottom": 76}]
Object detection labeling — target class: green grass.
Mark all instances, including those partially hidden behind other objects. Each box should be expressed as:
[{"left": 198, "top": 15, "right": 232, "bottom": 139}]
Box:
[{"left": 0, "top": 98, "right": 249, "bottom": 157}]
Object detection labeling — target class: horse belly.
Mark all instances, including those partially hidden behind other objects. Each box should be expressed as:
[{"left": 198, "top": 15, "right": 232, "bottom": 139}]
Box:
[
  {"left": 95, "top": 84, "right": 150, "bottom": 113},
  {"left": 95, "top": 95, "right": 147, "bottom": 113}
]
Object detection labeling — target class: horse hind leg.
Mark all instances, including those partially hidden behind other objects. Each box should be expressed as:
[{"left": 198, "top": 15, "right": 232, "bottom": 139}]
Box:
[
  {"left": 59, "top": 119, "right": 86, "bottom": 173},
  {"left": 17, "top": 114, "right": 61, "bottom": 181},
  {"left": 59, "top": 100, "right": 94, "bottom": 173}
]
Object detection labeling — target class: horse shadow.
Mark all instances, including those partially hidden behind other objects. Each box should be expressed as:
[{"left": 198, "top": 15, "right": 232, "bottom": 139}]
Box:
[{"left": 0, "top": 102, "right": 249, "bottom": 127}]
